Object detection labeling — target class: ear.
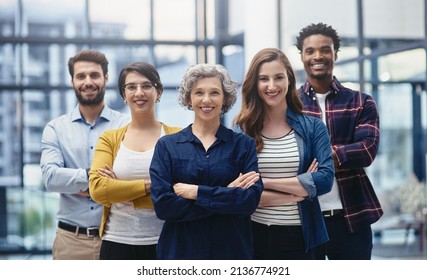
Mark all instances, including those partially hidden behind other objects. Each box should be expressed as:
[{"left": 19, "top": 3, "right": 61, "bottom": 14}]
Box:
[
  {"left": 104, "top": 73, "right": 109, "bottom": 83},
  {"left": 334, "top": 52, "right": 338, "bottom": 61}
]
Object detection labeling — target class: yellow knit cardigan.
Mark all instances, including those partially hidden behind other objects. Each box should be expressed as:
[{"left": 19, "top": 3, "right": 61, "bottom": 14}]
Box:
[{"left": 89, "top": 123, "right": 181, "bottom": 237}]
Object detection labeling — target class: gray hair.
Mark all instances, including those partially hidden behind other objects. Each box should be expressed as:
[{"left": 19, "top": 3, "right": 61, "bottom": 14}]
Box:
[{"left": 178, "top": 64, "right": 237, "bottom": 115}]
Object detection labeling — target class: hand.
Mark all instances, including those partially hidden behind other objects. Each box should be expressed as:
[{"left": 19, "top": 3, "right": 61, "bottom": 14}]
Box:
[
  {"left": 76, "top": 190, "right": 90, "bottom": 197},
  {"left": 307, "top": 158, "right": 318, "bottom": 172},
  {"left": 173, "top": 183, "right": 198, "bottom": 200},
  {"left": 228, "top": 171, "right": 260, "bottom": 190},
  {"left": 97, "top": 164, "right": 117, "bottom": 179}
]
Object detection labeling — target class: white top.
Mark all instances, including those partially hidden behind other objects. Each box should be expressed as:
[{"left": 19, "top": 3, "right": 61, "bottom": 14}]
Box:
[
  {"left": 252, "top": 130, "right": 301, "bottom": 226},
  {"left": 102, "top": 127, "right": 165, "bottom": 245},
  {"left": 315, "top": 92, "right": 343, "bottom": 211}
]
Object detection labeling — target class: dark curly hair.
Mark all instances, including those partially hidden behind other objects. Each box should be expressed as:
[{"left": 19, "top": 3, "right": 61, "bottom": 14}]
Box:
[{"left": 296, "top": 23, "right": 341, "bottom": 53}]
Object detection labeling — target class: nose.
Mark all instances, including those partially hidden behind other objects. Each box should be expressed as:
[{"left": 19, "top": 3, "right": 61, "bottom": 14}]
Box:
[
  {"left": 84, "top": 76, "right": 94, "bottom": 85},
  {"left": 202, "top": 93, "right": 210, "bottom": 102},
  {"left": 134, "top": 85, "right": 145, "bottom": 96},
  {"left": 268, "top": 78, "right": 276, "bottom": 89},
  {"left": 313, "top": 50, "right": 322, "bottom": 59}
]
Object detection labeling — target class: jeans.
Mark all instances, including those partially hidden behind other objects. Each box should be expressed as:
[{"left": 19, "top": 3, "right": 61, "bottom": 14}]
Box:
[{"left": 314, "top": 215, "right": 373, "bottom": 260}]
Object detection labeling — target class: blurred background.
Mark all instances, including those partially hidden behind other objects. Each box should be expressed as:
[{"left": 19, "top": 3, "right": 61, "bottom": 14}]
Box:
[{"left": 0, "top": 0, "right": 426, "bottom": 259}]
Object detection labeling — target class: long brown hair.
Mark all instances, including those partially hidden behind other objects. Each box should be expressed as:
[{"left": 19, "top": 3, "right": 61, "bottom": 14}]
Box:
[{"left": 233, "top": 48, "right": 302, "bottom": 153}]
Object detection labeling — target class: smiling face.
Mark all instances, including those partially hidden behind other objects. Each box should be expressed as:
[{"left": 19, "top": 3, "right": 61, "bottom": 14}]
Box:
[
  {"left": 300, "top": 34, "right": 337, "bottom": 82},
  {"left": 257, "top": 60, "right": 289, "bottom": 109},
  {"left": 189, "top": 77, "right": 224, "bottom": 125},
  {"left": 72, "top": 61, "right": 107, "bottom": 106},
  {"left": 123, "top": 71, "right": 159, "bottom": 116}
]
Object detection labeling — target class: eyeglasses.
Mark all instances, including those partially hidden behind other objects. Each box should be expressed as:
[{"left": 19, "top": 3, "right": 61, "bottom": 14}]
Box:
[{"left": 123, "top": 82, "right": 157, "bottom": 93}]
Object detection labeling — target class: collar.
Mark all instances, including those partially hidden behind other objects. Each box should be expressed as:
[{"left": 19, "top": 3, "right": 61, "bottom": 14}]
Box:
[
  {"left": 301, "top": 76, "right": 341, "bottom": 97},
  {"left": 176, "top": 123, "right": 231, "bottom": 143},
  {"left": 71, "top": 105, "right": 112, "bottom": 123}
]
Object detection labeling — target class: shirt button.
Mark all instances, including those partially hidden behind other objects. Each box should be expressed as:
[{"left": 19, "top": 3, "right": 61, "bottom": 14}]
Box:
[
  {"left": 90, "top": 207, "right": 94, "bottom": 210},
  {"left": 206, "top": 155, "right": 209, "bottom": 158},
  {"left": 90, "top": 146, "right": 93, "bottom": 149}
]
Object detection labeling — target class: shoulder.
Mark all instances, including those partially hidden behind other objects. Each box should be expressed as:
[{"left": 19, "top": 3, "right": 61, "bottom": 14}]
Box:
[
  {"left": 44, "top": 112, "right": 72, "bottom": 128},
  {"left": 102, "top": 125, "right": 128, "bottom": 137},
  {"left": 162, "top": 123, "right": 183, "bottom": 134},
  {"left": 229, "top": 128, "right": 255, "bottom": 145}
]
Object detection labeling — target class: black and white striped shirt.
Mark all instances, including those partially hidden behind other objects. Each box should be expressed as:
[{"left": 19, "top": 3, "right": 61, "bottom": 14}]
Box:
[{"left": 252, "top": 130, "right": 301, "bottom": 226}]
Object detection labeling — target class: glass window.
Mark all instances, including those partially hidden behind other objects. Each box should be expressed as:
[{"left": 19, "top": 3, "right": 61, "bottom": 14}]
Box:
[
  {"left": 374, "top": 83, "right": 413, "bottom": 190},
  {"left": 22, "top": 0, "right": 86, "bottom": 38},
  {"left": 155, "top": 45, "right": 197, "bottom": 87},
  {"left": 156, "top": 89, "right": 193, "bottom": 128},
  {"left": 89, "top": 0, "right": 151, "bottom": 40},
  {"left": 364, "top": 0, "right": 424, "bottom": 42},
  {"left": 153, "top": 0, "right": 196, "bottom": 41},
  {"left": 0, "top": 44, "right": 16, "bottom": 85},
  {"left": 0, "top": 91, "right": 20, "bottom": 181},
  {"left": 0, "top": 0, "right": 16, "bottom": 37},
  {"left": 378, "top": 49, "right": 426, "bottom": 82}
]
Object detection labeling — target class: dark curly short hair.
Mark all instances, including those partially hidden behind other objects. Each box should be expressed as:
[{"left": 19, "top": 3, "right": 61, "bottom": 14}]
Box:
[{"left": 296, "top": 23, "right": 341, "bottom": 53}]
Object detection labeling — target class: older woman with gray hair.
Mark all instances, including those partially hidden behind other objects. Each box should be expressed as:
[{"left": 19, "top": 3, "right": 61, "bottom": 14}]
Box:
[{"left": 150, "top": 64, "right": 263, "bottom": 259}]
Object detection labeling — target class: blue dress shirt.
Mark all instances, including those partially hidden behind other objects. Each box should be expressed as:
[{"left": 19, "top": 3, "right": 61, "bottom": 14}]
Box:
[
  {"left": 150, "top": 124, "right": 263, "bottom": 259},
  {"left": 40, "top": 105, "right": 129, "bottom": 228}
]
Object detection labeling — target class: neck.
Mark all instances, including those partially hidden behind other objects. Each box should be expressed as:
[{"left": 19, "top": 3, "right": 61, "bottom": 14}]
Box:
[
  {"left": 79, "top": 102, "right": 104, "bottom": 125},
  {"left": 264, "top": 102, "right": 287, "bottom": 124},
  {"left": 129, "top": 114, "right": 160, "bottom": 130},
  {"left": 307, "top": 76, "right": 333, "bottom": 94},
  {"left": 192, "top": 119, "right": 220, "bottom": 137}
]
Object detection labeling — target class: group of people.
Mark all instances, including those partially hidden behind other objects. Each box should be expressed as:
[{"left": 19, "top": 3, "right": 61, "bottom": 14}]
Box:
[{"left": 40, "top": 23, "right": 382, "bottom": 260}]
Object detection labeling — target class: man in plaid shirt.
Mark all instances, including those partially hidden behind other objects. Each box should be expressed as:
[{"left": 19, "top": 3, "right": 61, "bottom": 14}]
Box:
[{"left": 296, "top": 23, "right": 383, "bottom": 260}]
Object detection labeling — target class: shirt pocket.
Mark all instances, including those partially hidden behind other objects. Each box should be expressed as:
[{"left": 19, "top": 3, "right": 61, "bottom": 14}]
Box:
[
  {"left": 214, "top": 157, "right": 241, "bottom": 186},
  {"left": 172, "top": 158, "right": 199, "bottom": 183}
]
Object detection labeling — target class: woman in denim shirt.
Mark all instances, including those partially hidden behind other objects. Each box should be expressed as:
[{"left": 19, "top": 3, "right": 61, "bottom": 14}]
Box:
[
  {"left": 150, "top": 64, "right": 263, "bottom": 259},
  {"left": 234, "top": 48, "right": 334, "bottom": 259}
]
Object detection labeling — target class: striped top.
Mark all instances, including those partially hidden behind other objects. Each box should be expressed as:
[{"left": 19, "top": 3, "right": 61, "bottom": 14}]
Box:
[{"left": 252, "top": 130, "right": 301, "bottom": 226}]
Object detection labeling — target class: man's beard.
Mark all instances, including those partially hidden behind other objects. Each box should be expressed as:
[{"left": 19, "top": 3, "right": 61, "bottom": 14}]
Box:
[{"left": 75, "top": 86, "right": 105, "bottom": 106}]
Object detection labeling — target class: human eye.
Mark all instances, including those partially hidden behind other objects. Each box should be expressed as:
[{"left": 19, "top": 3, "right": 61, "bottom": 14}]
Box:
[
  {"left": 304, "top": 48, "right": 314, "bottom": 55},
  {"left": 75, "top": 74, "right": 85, "bottom": 80},
  {"left": 142, "top": 83, "right": 153, "bottom": 90},
  {"left": 258, "top": 76, "right": 268, "bottom": 82},
  {"left": 125, "top": 84, "right": 137, "bottom": 91},
  {"left": 90, "top": 73, "right": 101, "bottom": 79},
  {"left": 321, "top": 48, "right": 332, "bottom": 54}
]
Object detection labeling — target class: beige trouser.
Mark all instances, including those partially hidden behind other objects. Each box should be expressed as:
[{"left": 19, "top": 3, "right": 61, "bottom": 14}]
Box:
[{"left": 52, "top": 227, "right": 102, "bottom": 260}]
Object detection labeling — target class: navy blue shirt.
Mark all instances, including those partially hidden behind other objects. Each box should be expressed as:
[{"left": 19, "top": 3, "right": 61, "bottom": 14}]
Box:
[{"left": 150, "top": 124, "right": 263, "bottom": 259}]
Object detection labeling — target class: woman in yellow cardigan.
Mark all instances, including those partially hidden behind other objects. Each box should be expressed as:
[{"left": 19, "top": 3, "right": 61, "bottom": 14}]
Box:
[{"left": 89, "top": 62, "right": 181, "bottom": 260}]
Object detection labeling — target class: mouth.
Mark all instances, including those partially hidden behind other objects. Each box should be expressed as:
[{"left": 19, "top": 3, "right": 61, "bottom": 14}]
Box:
[
  {"left": 200, "top": 106, "right": 215, "bottom": 113},
  {"left": 82, "top": 87, "right": 98, "bottom": 95},
  {"left": 134, "top": 100, "right": 148, "bottom": 106},
  {"left": 310, "top": 62, "right": 327, "bottom": 70},
  {"left": 265, "top": 91, "right": 280, "bottom": 97}
]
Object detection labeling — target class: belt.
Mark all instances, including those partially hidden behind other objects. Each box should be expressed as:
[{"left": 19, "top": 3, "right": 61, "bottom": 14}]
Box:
[
  {"left": 322, "top": 209, "right": 344, "bottom": 218},
  {"left": 58, "top": 221, "right": 99, "bottom": 237}
]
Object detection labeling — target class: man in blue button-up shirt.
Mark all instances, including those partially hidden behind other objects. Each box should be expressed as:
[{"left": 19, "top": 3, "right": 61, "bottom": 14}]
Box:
[{"left": 40, "top": 49, "right": 129, "bottom": 259}]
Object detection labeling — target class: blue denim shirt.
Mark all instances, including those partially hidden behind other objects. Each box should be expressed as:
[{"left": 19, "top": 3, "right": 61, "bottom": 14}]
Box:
[
  {"left": 150, "top": 124, "right": 263, "bottom": 259},
  {"left": 235, "top": 108, "right": 334, "bottom": 250},
  {"left": 287, "top": 109, "right": 334, "bottom": 250}
]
